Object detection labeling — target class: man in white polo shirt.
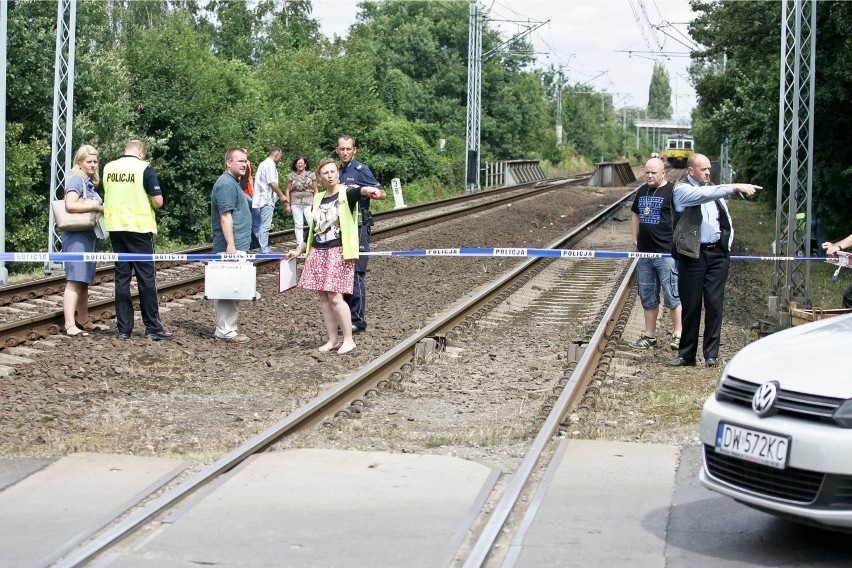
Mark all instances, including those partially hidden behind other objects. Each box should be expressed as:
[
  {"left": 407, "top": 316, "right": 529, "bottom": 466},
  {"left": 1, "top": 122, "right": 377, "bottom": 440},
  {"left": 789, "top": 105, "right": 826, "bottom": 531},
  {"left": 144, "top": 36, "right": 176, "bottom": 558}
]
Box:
[{"left": 252, "top": 146, "right": 287, "bottom": 254}]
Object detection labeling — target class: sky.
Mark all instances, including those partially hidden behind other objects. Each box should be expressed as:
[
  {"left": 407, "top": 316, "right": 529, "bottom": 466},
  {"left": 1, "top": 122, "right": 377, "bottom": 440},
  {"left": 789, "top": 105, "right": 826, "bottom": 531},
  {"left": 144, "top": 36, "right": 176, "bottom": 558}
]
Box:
[{"left": 310, "top": 0, "right": 701, "bottom": 124}]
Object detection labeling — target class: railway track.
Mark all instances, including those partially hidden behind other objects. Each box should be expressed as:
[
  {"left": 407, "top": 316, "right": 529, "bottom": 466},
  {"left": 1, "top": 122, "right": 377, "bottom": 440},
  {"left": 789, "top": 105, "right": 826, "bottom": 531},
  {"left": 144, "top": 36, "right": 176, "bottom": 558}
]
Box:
[
  {"left": 0, "top": 176, "right": 588, "bottom": 349},
  {"left": 0, "top": 176, "right": 591, "bottom": 350},
  {"left": 45, "top": 191, "right": 640, "bottom": 567}
]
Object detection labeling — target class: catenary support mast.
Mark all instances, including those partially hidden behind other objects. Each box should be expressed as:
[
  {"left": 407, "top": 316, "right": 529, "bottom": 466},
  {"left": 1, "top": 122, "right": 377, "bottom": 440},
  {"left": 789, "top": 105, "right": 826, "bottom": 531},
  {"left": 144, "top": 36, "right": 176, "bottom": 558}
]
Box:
[
  {"left": 464, "top": 1, "right": 483, "bottom": 194},
  {"left": 46, "top": 0, "right": 77, "bottom": 274},
  {"left": 0, "top": 0, "right": 9, "bottom": 284},
  {"left": 771, "top": 0, "right": 816, "bottom": 327}
]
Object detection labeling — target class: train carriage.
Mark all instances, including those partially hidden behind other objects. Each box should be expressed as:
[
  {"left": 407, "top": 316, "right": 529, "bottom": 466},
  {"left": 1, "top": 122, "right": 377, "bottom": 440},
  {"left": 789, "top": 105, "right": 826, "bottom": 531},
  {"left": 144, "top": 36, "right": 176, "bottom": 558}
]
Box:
[{"left": 660, "top": 134, "right": 694, "bottom": 168}]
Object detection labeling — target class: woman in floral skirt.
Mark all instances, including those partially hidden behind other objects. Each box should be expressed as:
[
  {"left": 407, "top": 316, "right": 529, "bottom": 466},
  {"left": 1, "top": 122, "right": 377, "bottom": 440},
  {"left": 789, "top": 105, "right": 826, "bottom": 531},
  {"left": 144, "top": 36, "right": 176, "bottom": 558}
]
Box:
[{"left": 286, "top": 157, "right": 385, "bottom": 354}]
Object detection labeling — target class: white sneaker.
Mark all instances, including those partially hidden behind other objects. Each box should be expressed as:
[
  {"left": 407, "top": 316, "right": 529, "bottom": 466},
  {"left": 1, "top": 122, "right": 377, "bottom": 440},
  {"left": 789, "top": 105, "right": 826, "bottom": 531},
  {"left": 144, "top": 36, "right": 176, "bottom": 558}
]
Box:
[{"left": 215, "top": 333, "right": 250, "bottom": 343}]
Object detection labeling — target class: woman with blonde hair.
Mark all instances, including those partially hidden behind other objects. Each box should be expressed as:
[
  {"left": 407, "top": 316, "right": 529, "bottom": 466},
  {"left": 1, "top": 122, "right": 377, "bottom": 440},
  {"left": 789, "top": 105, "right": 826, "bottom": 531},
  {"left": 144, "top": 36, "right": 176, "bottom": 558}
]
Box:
[
  {"left": 60, "top": 144, "right": 106, "bottom": 337},
  {"left": 286, "top": 157, "right": 385, "bottom": 354}
]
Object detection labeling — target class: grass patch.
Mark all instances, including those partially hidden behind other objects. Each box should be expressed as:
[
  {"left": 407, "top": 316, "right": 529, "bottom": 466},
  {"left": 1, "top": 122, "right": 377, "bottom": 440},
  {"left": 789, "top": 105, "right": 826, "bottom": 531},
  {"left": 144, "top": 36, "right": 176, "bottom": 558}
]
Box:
[
  {"left": 728, "top": 198, "right": 850, "bottom": 310},
  {"left": 588, "top": 196, "right": 841, "bottom": 444}
]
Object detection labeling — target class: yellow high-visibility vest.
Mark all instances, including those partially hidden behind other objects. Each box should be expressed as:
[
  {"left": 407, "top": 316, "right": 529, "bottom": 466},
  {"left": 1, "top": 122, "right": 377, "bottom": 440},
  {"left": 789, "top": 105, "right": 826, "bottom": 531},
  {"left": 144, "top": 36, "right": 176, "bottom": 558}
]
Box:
[
  {"left": 103, "top": 157, "right": 157, "bottom": 233},
  {"left": 306, "top": 187, "right": 359, "bottom": 260}
]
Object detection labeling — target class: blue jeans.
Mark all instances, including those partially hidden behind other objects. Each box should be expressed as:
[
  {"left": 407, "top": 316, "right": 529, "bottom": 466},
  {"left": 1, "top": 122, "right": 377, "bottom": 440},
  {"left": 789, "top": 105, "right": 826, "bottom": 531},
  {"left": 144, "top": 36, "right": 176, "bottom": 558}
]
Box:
[
  {"left": 246, "top": 193, "right": 261, "bottom": 236},
  {"left": 256, "top": 204, "right": 275, "bottom": 253},
  {"left": 637, "top": 256, "right": 680, "bottom": 309}
]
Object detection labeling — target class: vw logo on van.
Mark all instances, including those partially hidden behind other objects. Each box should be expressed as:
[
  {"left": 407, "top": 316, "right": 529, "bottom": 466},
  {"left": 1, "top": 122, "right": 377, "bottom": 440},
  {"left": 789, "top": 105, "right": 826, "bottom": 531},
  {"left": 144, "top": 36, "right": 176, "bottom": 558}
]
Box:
[{"left": 752, "top": 381, "right": 780, "bottom": 417}]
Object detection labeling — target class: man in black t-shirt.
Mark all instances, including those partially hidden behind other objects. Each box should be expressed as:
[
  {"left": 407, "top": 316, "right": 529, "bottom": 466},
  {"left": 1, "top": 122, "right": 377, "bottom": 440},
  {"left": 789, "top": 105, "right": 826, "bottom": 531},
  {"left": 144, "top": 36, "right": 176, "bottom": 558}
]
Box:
[{"left": 629, "top": 157, "right": 682, "bottom": 351}]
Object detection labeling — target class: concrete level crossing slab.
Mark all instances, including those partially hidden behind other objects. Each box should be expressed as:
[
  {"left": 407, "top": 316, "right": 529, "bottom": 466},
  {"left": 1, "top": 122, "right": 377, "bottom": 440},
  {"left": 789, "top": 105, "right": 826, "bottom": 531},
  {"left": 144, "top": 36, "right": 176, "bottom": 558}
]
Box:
[
  {"left": 104, "top": 449, "right": 499, "bottom": 568},
  {"left": 0, "top": 452, "right": 188, "bottom": 568},
  {"left": 506, "top": 439, "right": 678, "bottom": 568},
  {"left": 0, "top": 456, "right": 53, "bottom": 491}
]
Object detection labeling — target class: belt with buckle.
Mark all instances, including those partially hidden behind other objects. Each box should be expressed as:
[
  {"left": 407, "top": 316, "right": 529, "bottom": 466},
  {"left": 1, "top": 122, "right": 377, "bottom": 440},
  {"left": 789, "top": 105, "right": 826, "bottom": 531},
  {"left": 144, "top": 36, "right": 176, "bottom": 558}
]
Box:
[{"left": 700, "top": 242, "right": 719, "bottom": 250}]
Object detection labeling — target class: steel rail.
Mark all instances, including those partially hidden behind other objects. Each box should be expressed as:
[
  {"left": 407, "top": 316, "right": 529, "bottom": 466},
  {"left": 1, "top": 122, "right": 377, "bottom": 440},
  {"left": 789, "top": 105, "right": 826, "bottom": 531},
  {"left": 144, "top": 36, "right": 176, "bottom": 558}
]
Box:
[
  {"left": 54, "top": 191, "right": 630, "bottom": 568},
  {"left": 0, "top": 178, "right": 594, "bottom": 348},
  {"left": 462, "top": 260, "right": 638, "bottom": 568},
  {"left": 0, "top": 274, "right": 205, "bottom": 347},
  {"left": 0, "top": 178, "right": 580, "bottom": 307}
]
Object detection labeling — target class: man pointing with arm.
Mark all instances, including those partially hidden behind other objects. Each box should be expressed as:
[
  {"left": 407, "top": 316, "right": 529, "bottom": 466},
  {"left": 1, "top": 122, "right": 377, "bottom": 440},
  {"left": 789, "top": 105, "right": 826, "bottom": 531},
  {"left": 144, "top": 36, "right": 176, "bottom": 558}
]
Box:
[{"left": 667, "top": 153, "right": 761, "bottom": 368}]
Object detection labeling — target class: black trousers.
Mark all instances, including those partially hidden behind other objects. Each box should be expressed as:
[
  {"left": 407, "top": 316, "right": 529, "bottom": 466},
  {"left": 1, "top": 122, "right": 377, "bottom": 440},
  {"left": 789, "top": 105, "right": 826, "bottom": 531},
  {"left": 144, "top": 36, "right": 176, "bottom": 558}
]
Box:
[
  {"left": 345, "top": 224, "right": 371, "bottom": 330},
  {"left": 676, "top": 246, "right": 729, "bottom": 361},
  {"left": 109, "top": 231, "right": 165, "bottom": 334}
]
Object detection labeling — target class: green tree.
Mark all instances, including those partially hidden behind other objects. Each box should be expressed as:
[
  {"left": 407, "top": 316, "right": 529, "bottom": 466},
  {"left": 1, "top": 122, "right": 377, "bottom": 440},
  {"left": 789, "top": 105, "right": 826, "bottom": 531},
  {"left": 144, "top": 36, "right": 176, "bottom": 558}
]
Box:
[
  {"left": 253, "top": 43, "right": 385, "bottom": 158},
  {"left": 362, "top": 117, "right": 442, "bottom": 183},
  {"left": 4, "top": 125, "right": 51, "bottom": 258},
  {"left": 6, "top": 0, "right": 63, "bottom": 140},
  {"left": 688, "top": 0, "right": 852, "bottom": 239},
  {"left": 648, "top": 62, "right": 673, "bottom": 119},
  {"left": 347, "top": 0, "right": 550, "bottom": 164},
  {"left": 122, "top": 11, "right": 264, "bottom": 243},
  {"left": 559, "top": 86, "right": 622, "bottom": 161},
  {"left": 208, "top": 0, "right": 257, "bottom": 63},
  {"left": 258, "top": 0, "right": 322, "bottom": 54}
]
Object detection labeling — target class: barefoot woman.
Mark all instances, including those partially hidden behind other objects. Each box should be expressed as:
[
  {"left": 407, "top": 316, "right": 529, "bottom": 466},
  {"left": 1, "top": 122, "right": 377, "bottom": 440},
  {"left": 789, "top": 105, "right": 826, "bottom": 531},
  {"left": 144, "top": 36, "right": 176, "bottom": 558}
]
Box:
[{"left": 286, "top": 157, "right": 385, "bottom": 354}]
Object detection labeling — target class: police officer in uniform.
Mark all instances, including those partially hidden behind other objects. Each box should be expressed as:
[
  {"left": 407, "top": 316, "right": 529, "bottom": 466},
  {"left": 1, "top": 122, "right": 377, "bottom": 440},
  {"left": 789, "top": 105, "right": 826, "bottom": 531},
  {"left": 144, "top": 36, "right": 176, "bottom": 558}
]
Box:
[
  {"left": 103, "top": 139, "right": 172, "bottom": 341},
  {"left": 335, "top": 135, "right": 386, "bottom": 333}
]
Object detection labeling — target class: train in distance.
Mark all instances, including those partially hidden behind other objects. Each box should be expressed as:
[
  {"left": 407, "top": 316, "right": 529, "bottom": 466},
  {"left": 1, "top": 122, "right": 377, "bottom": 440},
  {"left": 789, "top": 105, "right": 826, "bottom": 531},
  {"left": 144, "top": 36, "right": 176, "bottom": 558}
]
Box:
[{"left": 659, "top": 134, "right": 695, "bottom": 168}]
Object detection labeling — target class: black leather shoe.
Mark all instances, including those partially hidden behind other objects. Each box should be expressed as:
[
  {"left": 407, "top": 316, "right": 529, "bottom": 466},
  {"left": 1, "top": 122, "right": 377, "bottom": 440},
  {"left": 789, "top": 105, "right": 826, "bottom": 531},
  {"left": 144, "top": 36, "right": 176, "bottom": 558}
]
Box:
[
  {"left": 117, "top": 332, "right": 131, "bottom": 340},
  {"left": 351, "top": 325, "right": 366, "bottom": 334},
  {"left": 705, "top": 358, "right": 719, "bottom": 368},
  {"left": 144, "top": 330, "right": 174, "bottom": 341},
  {"left": 666, "top": 357, "right": 696, "bottom": 367}
]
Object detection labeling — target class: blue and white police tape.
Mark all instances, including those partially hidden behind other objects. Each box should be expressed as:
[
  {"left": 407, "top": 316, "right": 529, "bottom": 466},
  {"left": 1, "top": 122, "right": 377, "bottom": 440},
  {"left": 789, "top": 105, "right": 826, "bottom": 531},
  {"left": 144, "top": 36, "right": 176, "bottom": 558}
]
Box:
[
  {"left": 0, "top": 249, "right": 838, "bottom": 263},
  {"left": 365, "top": 248, "right": 834, "bottom": 263}
]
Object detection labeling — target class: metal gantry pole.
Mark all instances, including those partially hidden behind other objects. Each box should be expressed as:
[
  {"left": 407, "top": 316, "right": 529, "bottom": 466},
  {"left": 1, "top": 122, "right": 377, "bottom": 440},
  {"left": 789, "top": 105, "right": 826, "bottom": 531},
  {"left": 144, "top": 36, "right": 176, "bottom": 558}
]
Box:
[
  {"left": 555, "top": 79, "right": 563, "bottom": 146},
  {"left": 0, "top": 0, "right": 9, "bottom": 284},
  {"left": 720, "top": 137, "right": 732, "bottom": 184},
  {"left": 464, "top": 0, "right": 482, "bottom": 194},
  {"left": 46, "top": 0, "right": 77, "bottom": 274},
  {"left": 771, "top": 0, "right": 816, "bottom": 326}
]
